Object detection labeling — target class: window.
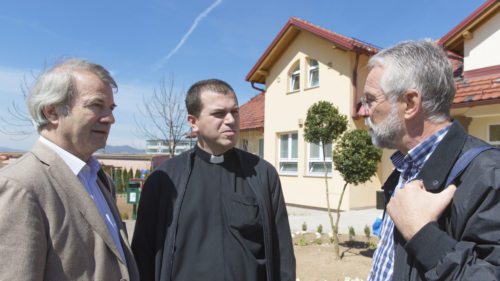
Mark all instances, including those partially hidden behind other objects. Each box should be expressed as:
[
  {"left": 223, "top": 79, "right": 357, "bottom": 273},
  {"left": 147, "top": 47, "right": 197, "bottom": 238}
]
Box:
[
  {"left": 308, "top": 142, "right": 332, "bottom": 175},
  {"left": 289, "top": 63, "right": 300, "bottom": 91},
  {"left": 279, "top": 133, "right": 298, "bottom": 174},
  {"left": 258, "top": 139, "right": 264, "bottom": 158},
  {"left": 308, "top": 59, "right": 319, "bottom": 87},
  {"left": 241, "top": 139, "right": 249, "bottom": 151},
  {"left": 489, "top": 124, "right": 500, "bottom": 147}
]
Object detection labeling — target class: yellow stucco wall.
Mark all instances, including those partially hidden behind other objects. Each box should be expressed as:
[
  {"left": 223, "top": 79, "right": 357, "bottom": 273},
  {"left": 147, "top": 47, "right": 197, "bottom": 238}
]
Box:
[
  {"left": 238, "top": 130, "right": 263, "bottom": 156},
  {"left": 464, "top": 12, "right": 500, "bottom": 71}
]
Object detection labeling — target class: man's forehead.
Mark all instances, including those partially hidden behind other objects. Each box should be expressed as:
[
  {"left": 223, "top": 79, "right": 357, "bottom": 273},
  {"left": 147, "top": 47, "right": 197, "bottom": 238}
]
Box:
[{"left": 201, "top": 91, "right": 237, "bottom": 103}]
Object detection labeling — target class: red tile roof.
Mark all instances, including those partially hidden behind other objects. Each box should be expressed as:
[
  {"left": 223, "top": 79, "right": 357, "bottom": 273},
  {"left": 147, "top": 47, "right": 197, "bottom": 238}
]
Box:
[
  {"left": 239, "top": 92, "right": 265, "bottom": 131},
  {"left": 453, "top": 73, "right": 500, "bottom": 107},
  {"left": 246, "top": 17, "right": 379, "bottom": 84}
]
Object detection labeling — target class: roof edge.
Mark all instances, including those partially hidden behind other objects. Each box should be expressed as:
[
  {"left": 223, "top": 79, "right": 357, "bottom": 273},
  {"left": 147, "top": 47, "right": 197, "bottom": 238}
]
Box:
[{"left": 439, "top": 0, "right": 498, "bottom": 46}]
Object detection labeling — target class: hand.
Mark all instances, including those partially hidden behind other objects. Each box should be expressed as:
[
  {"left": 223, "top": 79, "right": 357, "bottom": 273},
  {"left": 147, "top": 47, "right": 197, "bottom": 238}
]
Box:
[{"left": 387, "top": 180, "right": 457, "bottom": 241}]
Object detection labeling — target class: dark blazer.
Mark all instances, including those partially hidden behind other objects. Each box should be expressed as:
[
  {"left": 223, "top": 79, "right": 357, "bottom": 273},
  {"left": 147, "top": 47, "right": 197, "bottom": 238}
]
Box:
[
  {"left": 384, "top": 121, "right": 500, "bottom": 281},
  {"left": 132, "top": 148, "right": 296, "bottom": 281},
  {"left": 0, "top": 141, "right": 139, "bottom": 281}
]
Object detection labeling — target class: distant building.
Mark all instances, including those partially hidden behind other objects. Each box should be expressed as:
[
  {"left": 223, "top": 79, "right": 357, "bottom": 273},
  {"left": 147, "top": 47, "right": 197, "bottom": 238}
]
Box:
[
  {"left": 238, "top": 92, "right": 265, "bottom": 158},
  {"left": 145, "top": 139, "right": 196, "bottom": 155}
]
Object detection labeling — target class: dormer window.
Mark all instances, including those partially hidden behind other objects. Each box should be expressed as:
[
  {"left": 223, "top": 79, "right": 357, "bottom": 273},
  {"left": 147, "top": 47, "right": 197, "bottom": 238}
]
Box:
[
  {"left": 289, "top": 62, "right": 300, "bottom": 91},
  {"left": 308, "top": 59, "right": 319, "bottom": 87}
]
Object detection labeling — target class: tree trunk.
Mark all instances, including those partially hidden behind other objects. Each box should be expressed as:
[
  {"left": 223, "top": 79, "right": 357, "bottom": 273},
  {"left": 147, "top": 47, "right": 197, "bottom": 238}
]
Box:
[
  {"left": 333, "top": 182, "right": 348, "bottom": 259},
  {"left": 322, "top": 144, "right": 339, "bottom": 259}
]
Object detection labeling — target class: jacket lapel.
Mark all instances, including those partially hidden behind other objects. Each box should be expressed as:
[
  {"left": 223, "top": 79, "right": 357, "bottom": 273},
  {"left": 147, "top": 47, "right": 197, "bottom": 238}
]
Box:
[
  {"left": 31, "top": 141, "right": 124, "bottom": 262},
  {"left": 418, "top": 120, "right": 468, "bottom": 192},
  {"left": 97, "top": 172, "right": 134, "bottom": 264}
]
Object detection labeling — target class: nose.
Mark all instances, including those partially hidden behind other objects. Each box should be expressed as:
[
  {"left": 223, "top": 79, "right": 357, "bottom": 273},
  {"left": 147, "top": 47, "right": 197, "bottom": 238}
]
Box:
[
  {"left": 225, "top": 112, "right": 236, "bottom": 124},
  {"left": 357, "top": 101, "right": 369, "bottom": 118},
  {"left": 101, "top": 110, "right": 115, "bottom": 124}
]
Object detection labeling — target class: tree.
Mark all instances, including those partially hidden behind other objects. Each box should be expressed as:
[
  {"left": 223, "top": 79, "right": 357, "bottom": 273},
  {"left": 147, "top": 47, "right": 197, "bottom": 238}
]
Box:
[
  {"left": 0, "top": 74, "right": 37, "bottom": 138},
  {"left": 134, "top": 168, "right": 141, "bottom": 179},
  {"left": 303, "top": 101, "right": 348, "bottom": 259},
  {"left": 115, "top": 168, "right": 124, "bottom": 193},
  {"left": 332, "top": 129, "right": 382, "bottom": 258},
  {"left": 135, "top": 74, "right": 188, "bottom": 157},
  {"left": 122, "top": 167, "right": 130, "bottom": 189}
]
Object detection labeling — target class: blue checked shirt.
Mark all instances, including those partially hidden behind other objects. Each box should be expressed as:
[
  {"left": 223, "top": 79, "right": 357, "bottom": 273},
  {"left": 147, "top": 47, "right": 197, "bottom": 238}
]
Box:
[{"left": 368, "top": 124, "right": 451, "bottom": 281}]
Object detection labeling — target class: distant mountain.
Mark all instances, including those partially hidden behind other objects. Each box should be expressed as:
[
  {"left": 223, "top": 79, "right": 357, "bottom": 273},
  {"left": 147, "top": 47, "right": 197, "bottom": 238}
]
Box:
[
  {"left": 0, "top": 146, "right": 26, "bottom": 153},
  {"left": 97, "top": 145, "right": 145, "bottom": 154}
]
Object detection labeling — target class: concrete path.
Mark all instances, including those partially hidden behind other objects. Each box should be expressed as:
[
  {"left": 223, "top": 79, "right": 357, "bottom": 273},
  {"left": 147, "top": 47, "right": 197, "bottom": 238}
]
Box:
[
  {"left": 125, "top": 206, "right": 383, "bottom": 242},
  {"left": 287, "top": 206, "right": 382, "bottom": 235}
]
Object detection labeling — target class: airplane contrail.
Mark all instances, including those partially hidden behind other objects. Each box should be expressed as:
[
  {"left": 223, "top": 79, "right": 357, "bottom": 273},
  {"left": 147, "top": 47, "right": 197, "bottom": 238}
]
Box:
[{"left": 154, "top": 0, "right": 223, "bottom": 70}]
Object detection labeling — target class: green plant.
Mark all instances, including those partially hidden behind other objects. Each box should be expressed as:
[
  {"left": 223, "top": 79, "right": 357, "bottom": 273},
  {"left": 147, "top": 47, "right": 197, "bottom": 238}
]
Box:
[
  {"left": 120, "top": 211, "right": 129, "bottom": 220},
  {"left": 298, "top": 237, "right": 307, "bottom": 246},
  {"left": 364, "top": 225, "right": 371, "bottom": 241},
  {"left": 367, "top": 240, "right": 377, "bottom": 250},
  {"left": 331, "top": 129, "right": 382, "bottom": 258},
  {"left": 316, "top": 224, "right": 323, "bottom": 234},
  {"left": 303, "top": 101, "right": 348, "bottom": 260},
  {"left": 302, "top": 221, "right": 307, "bottom": 232},
  {"left": 348, "top": 226, "right": 356, "bottom": 241}
]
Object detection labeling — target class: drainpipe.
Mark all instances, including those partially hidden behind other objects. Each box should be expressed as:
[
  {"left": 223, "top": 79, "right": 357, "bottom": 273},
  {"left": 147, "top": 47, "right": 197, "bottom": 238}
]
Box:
[
  {"left": 352, "top": 50, "right": 360, "bottom": 119},
  {"left": 251, "top": 81, "right": 265, "bottom": 92}
]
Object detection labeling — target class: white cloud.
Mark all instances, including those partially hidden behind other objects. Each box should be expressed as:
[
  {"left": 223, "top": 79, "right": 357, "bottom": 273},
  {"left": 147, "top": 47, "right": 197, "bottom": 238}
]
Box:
[{"left": 154, "top": 0, "right": 223, "bottom": 69}]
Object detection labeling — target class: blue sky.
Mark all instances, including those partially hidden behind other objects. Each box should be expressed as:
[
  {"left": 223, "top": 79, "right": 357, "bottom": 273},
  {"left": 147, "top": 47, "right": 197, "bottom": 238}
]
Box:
[{"left": 0, "top": 0, "right": 484, "bottom": 150}]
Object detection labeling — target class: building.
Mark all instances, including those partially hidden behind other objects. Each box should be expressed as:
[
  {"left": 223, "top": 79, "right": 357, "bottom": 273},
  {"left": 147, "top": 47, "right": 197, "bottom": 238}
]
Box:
[
  {"left": 246, "top": 17, "right": 381, "bottom": 210},
  {"left": 441, "top": 0, "right": 500, "bottom": 148},
  {"left": 245, "top": 0, "right": 500, "bottom": 210},
  {"left": 238, "top": 92, "right": 265, "bottom": 157},
  {"left": 145, "top": 138, "right": 195, "bottom": 155}
]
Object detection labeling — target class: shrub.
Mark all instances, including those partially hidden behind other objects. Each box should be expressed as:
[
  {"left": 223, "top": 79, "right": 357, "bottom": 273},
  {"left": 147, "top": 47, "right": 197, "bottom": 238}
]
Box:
[
  {"left": 348, "top": 226, "right": 356, "bottom": 241},
  {"left": 302, "top": 221, "right": 308, "bottom": 232},
  {"left": 316, "top": 224, "right": 323, "bottom": 234}
]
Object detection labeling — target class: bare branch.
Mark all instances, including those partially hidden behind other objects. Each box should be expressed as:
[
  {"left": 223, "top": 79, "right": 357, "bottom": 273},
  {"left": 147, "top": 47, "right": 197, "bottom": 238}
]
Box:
[{"left": 134, "top": 74, "right": 189, "bottom": 157}]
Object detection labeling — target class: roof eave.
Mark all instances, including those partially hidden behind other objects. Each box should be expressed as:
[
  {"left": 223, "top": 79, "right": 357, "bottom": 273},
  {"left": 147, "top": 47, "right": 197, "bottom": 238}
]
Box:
[{"left": 439, "top": 0, "right": 499, "bottom": 53}]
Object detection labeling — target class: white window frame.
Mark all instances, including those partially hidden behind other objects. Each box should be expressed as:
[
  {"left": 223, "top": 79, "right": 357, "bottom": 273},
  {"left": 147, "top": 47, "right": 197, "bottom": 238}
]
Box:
[
  {"left": 279, "top": 132, "right": 298, "bottom": 175},
  {"left": 308, "top": 59, "right": 319, "bottom": 88},
  {"left": 241, "top": 139, "right": 249, "bottom": 151},
  {"left": 289, "top": 63, "right": 300, "bottom": 92},
  {"left": 307, "top": 142, "right": 332, "bottom": 176},
  {"left": 488, "top": 123, "right": 500, "bottom": 147},
  {"left": 258, "top": 138, "right": 264, "bottom": 158}
]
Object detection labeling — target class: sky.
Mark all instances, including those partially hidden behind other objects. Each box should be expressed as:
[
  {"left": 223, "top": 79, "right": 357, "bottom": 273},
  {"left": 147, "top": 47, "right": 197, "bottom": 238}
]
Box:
[{"left": 0, "top": 0, "right": 485, "bottom": 151}]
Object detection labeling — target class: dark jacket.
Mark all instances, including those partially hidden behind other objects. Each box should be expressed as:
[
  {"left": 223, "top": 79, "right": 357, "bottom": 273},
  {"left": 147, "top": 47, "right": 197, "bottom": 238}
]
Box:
[
  {"left": 131, "top": 148, "right": 296, "bottom": 281},
  {"left": 383, "top": 121, "right": 500, "bottom": 281}
]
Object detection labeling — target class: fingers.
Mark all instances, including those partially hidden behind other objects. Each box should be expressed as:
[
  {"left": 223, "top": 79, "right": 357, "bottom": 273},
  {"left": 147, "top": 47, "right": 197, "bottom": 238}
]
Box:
[
  {"left": 441, "top": 184, "right": 457, "bottom": 200},
  {"left": 406, "top": 179, "right": 424, "bottom": 190}
]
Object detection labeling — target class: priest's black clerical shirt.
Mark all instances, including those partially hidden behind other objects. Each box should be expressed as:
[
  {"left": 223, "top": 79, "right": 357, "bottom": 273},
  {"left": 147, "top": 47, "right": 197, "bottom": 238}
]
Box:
[{"left": 171, "top": 145, "right": 266, "bottom": 280}]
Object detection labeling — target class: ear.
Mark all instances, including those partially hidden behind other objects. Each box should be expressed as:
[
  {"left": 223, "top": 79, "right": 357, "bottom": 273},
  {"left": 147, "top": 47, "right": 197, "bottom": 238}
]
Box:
[
  {"left": 402, "top": 89, "right": 421, "bottom": 120},
  {"left": 42, "top": 105, "right": 61, "bottom": 125},
  {"left": 187, "top": 114, "right": 199, "bottom": 133}
]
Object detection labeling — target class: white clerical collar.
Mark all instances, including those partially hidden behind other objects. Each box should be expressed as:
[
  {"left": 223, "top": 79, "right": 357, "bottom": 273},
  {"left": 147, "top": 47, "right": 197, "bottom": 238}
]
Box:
[{"left": 210, "top": 154, "right": 224, "bottom": 164}]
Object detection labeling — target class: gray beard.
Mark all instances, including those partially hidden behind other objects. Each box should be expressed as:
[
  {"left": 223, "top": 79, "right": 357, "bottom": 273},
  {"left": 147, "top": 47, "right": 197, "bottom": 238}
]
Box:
[{"left": 365, "top": 106, "right": 404, "bottom": 149}]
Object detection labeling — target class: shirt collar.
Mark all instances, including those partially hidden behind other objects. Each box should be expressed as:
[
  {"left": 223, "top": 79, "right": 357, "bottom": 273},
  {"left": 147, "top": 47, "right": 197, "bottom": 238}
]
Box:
[
  {"left": 39, "top": 136, "right": 100, "bottom": 176},
  {"left": 194, "top": 144, "right": 236, "bottom": 164},
  {"left": 391, "top": 123, "right": 451, "bottom": 172}
]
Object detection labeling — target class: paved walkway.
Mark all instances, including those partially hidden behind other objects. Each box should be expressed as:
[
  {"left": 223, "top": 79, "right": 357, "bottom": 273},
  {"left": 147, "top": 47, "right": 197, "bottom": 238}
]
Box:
[
  {"left": 287, "top": 206, "right": 382, "bottom": 235},
  {"left": 125, "top": 206, "right": 383, "bottom": 242}
]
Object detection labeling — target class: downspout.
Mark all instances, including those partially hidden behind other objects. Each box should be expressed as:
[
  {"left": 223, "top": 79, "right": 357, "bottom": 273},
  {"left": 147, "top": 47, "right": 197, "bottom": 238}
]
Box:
[
  {"left": 251, "top": 81, "right": 265, "bottom": 92},
  {"left": 352, "top": 50, "right": 360, "bottom": 119}
]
